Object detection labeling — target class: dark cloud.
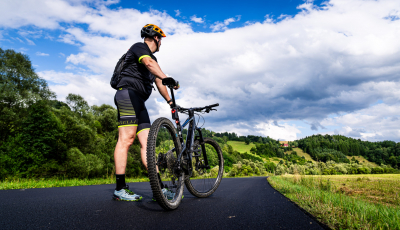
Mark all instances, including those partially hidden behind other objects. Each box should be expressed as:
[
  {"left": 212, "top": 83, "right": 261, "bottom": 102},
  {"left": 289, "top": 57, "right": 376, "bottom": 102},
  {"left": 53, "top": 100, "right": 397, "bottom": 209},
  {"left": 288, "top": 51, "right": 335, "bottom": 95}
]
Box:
[
  {"left": 273, "top": 120, "right": 284, "bottom": 128},
  {"left": 310, "top": 121, "right": 325, "bottom": 131}
]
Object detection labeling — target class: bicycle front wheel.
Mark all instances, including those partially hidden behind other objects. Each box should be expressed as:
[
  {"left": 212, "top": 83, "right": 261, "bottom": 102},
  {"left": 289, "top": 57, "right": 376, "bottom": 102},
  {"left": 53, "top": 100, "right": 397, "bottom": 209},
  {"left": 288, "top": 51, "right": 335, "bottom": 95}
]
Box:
[
  {"left": 185, "top": 137, "right": 224, "bottom": 198},
  {"left": 147, "top": 117, "right": 184, "bottom": 210}
]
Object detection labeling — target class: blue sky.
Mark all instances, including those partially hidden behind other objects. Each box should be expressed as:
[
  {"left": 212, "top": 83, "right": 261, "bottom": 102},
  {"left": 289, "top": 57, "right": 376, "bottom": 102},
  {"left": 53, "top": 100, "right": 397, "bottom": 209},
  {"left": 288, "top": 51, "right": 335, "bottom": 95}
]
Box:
[{"left": 1, "top": 0, "right": 400, "bottom": 141}]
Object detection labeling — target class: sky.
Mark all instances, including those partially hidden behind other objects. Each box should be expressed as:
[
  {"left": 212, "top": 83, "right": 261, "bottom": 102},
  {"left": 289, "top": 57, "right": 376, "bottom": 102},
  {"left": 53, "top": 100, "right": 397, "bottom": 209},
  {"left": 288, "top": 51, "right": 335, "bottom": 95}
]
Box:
[{"left": 1, "top": 0, "right": 400, "bottom": 142}]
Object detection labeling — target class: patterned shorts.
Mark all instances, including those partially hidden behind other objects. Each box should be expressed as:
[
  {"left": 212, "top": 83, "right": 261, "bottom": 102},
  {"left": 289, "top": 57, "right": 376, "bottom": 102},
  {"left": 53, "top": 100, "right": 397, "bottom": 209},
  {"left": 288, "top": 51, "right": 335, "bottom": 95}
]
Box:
[{"left": 114, "top": 88, "right": 151, "bottom": 134}]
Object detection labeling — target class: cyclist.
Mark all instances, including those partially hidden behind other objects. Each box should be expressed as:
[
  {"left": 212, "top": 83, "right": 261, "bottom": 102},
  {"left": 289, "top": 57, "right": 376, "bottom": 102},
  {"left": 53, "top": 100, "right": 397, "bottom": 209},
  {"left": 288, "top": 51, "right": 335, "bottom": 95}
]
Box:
[{"left": 113, "top": 24, "right": 179, "bottom": 201}]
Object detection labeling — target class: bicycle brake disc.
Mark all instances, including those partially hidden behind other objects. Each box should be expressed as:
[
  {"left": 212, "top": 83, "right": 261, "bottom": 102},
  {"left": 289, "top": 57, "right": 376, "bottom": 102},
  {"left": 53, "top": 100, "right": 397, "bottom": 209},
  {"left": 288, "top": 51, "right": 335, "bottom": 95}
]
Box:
[{"left": 192, "top": 143, "right": 206, "bottom": 175}]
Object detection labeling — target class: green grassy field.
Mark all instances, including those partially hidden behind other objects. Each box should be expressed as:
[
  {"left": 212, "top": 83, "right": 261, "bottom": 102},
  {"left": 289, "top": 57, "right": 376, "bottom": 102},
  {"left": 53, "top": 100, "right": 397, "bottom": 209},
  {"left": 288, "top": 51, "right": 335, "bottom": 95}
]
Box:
[
  {"left": 268, "top": 174, "right": 400, "bottom": 229},
  {"left": 0, "top": 177, "right": 149, "bottom": 190},
  {"left": 227, "top": 141, "right": 255, "bottom": 153},
  {"left": 292, "top": 148, "right": 315, "bottom": 162}
]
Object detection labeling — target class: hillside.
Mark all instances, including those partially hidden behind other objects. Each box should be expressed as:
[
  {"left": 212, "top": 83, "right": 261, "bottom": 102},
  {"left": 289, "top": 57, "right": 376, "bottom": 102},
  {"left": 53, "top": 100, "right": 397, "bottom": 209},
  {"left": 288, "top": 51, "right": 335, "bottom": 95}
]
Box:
[
  {"left": 227, "top": 141, "right": 255, "bottom": 153},
  {"left": 292, "top": 148, "right": 315, "bottom": 162},
  {"left": 346, "top": 156, "right": 378, "bottom": 167},
  {"left": 298, "top": 134, "right": 400, "bottom": 167}
]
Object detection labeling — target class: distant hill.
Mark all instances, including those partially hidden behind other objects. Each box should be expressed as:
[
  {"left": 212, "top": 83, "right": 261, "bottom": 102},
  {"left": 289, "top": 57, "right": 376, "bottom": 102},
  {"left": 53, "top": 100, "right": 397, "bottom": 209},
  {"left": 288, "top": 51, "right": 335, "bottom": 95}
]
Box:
[{"left": 298, "top": 134, "right": 400, "bottom": 168}]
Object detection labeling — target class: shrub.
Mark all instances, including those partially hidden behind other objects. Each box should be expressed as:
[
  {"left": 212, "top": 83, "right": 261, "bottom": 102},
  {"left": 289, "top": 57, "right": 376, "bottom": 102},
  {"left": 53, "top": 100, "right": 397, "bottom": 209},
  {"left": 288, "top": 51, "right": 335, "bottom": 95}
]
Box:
[{"left": 275, "top": 164, "right": 286, "bottom": 175}]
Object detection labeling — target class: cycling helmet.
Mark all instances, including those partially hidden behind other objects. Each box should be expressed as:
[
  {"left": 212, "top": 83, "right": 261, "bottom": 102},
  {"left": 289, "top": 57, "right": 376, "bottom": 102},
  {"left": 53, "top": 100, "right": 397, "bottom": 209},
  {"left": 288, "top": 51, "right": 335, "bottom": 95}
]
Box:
[{"left": 141, "top": 24, "right": 166, "bottom": 38}]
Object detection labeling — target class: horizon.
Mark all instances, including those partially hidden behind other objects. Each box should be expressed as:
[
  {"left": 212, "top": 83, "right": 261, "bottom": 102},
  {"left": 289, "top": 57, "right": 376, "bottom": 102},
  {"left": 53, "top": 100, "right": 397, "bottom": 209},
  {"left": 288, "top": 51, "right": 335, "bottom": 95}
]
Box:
[{"left": 1, "top": 0, "right": 400, "bottom": 142}]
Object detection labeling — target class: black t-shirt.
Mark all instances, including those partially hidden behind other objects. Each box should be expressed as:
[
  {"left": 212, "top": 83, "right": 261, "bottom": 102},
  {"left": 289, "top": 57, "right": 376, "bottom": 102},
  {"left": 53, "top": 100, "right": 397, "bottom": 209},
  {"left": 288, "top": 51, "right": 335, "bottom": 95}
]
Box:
[{"left": 117, "top": 42, "right": 157, "bottom": 101}]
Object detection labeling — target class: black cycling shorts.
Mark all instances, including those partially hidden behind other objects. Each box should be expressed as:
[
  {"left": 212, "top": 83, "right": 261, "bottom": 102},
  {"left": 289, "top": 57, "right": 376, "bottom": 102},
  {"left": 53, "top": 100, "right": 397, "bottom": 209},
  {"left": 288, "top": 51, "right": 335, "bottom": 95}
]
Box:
[{"left": 114, "top": 88, "right": 151, "bottom": 134}]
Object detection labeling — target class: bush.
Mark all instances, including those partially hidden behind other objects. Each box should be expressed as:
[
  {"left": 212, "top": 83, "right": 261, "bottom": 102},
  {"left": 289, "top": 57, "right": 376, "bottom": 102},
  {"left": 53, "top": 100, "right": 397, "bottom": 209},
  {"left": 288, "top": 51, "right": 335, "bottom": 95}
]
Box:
[
  {"left": 357, "top": 167, "right": 371, "bottom": 174},
  {"left": 65, "top": 148, "right": 104, "bottom": 178},
  {"left": 275, "top": 164, "right": 286, "bottom": 175},
  {"left": 371, "top": 167, "right": 384, "bottom": 174}
]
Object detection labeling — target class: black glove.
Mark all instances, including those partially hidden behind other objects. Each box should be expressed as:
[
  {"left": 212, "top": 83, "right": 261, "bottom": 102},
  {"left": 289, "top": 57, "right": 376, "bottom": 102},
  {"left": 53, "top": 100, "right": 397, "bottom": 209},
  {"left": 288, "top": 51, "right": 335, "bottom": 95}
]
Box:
[{"left": 170, "top": 103, "right": 180, "bottom": 109}]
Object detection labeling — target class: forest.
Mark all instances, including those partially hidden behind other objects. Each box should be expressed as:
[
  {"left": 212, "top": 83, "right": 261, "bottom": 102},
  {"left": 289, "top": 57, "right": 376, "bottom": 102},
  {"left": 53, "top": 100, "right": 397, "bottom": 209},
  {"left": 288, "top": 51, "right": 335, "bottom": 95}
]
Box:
[{"left": 298, "top": 134, "right": 400, "bottom": 168}]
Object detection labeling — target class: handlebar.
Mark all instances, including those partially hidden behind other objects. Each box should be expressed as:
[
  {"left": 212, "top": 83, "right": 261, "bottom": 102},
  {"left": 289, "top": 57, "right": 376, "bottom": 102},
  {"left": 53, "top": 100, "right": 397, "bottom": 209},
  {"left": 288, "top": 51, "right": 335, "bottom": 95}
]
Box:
[
  {"left": 174, "top": 103, "right": 219, "bottom": 113},
  {"left": 162, "top": 77, "right": 179, "bottom": 88},
  {"left": 163, "top": 77, "right": 218, "bottom": 113},
  {"left": 208, "top": 103, "right": 219, "bottom": 108}
]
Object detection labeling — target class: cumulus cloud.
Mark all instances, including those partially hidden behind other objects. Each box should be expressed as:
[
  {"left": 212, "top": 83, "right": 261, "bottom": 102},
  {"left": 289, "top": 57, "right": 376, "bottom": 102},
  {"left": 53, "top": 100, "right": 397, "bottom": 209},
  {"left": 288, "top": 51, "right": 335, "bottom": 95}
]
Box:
[
  {"left": 38, "top": 70, "right": 115, "bottom": 106},
  {"left": 175, "top": 10, "right": 181, "bottom": 17},
  {"left": 190, "top": 15, "right": 204, "bottom": 23},
  {"left": 322, "top": 101, "right": 400, "bottom": 141},
  {"left": 2, "top": 0, "right": 400, "bottom": 141}
]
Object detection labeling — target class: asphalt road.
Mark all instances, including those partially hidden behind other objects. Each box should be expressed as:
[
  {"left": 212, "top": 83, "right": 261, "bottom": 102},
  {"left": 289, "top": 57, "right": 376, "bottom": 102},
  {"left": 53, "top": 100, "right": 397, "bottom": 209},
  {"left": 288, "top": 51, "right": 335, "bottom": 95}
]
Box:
[{"left": 0, "top": 177, "right": 325, "bottom": 230}]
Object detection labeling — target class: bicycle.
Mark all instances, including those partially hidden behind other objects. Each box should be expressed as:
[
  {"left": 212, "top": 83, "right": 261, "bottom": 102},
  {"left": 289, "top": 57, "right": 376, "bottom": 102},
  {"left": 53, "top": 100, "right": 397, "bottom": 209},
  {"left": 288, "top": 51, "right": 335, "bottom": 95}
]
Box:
[{"left": 146, "top": 77, "right": 224, "bottom": 210}]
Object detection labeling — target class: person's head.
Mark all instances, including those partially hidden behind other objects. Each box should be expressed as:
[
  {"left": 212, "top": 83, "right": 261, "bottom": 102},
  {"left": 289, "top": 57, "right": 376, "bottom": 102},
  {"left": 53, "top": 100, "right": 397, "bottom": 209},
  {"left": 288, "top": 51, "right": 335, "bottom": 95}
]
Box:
[{"left": 141, "top": 24, "right": 166, "bottom": 53}]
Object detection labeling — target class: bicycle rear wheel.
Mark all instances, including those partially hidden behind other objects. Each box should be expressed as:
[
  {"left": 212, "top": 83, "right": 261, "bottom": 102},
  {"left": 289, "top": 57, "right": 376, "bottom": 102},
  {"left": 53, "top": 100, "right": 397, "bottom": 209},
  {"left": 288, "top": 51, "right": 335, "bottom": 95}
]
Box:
[
  {"left": 147, "top": 117, "right": 184, "bottom": 210},
  {"left": 185, "top": 137, "right": 224, "bottom": 198}
]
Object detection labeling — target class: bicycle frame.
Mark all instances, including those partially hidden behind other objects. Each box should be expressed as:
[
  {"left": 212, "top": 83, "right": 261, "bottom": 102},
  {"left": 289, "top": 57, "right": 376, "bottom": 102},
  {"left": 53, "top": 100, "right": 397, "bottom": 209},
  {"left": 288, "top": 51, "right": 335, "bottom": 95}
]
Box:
[{"left": 167, "top": 87, "right": 210, "bottom": 176}]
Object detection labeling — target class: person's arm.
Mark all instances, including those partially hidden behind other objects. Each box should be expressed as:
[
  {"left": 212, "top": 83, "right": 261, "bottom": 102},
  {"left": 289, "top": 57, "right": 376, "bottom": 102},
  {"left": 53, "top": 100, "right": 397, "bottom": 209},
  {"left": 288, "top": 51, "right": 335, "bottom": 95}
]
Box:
[
  {"left": 141, "top": 57, "right": 179, "bottom": 106},
  {"left": 154, "top": 78, "right": 173, "bottom": 106},
  {"left": 141, "top": 57, "right": 168, "bottom": 80}
]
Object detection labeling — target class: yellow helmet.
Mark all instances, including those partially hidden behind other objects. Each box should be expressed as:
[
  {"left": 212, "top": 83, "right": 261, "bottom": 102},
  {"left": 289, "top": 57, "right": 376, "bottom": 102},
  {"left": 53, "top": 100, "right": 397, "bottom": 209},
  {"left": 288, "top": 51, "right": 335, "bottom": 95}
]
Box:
[{"left": 141, "top": 24, "right": 166, "bottom": 38}]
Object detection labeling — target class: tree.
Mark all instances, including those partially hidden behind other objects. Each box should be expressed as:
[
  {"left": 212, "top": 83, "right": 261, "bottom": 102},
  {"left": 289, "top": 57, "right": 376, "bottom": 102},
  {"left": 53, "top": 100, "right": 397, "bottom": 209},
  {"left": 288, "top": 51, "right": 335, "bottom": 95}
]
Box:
[
  {"left": 0, "top": 48, "right": 54, "bottom": 142},
  {"left": 245, "top": 139, "right": 250, "bottom": 145},
  {"left": 66, "top": 94, "right": 90, "bottom": 116}
]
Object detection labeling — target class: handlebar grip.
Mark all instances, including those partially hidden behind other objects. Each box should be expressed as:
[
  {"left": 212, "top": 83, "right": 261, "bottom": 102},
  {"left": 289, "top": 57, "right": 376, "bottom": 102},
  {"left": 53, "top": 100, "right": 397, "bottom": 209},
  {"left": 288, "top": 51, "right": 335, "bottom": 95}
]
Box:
[
  {"left": 162, "top": 77, "right": 179, "bottom": 87},
  {"left": 208, "top": 103, "right": 219, "bottom": 108}
]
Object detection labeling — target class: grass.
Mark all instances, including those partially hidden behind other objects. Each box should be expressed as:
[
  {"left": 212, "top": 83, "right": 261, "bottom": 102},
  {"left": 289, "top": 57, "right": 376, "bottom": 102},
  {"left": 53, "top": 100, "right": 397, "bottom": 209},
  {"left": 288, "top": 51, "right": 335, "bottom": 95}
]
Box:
[
  {"left": 0, "top": 177, "right": 149, "bottom": 190},
  {"left": 268, "top": 157, "right": 285, "bottom": 165},
  {"left": 268, "top": 174, "right": 400, "bottom": 229},
  {"left": 346, "top": 155, "right": 378, "bottom": 167},
  {"left": 292, "top": 148, "right": 315, "bottom": 162},
  {"left": 227, "top": 141, "right": 255, "bottom": 153}
]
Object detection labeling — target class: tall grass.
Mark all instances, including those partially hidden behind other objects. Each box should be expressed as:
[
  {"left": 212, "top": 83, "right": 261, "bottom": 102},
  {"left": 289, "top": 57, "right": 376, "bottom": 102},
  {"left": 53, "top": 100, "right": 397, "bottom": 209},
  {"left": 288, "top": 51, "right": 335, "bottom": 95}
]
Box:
[{"left": 268, "top": 175, "right": 400, "bottom": 229}]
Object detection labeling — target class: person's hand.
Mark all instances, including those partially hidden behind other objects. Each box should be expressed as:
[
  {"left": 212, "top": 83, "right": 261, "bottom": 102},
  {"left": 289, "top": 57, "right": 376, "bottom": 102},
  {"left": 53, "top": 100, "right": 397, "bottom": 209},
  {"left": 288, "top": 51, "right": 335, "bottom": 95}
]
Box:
[
  {"left": 173, "top": 80, "right": 180, "bottom": 90},
  {"left": 170, "top": 102, "right": 180, "bottom": 109}
]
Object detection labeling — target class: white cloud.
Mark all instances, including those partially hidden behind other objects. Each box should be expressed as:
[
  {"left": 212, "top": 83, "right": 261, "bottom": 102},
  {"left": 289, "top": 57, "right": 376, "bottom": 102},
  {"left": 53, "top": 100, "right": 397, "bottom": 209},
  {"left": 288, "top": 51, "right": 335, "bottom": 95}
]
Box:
[
  {"left": 255, "top": 121, "right": 302, "bottom": 141},
  {"left": 3, "top": 0, "right": 400, "bottom": 141},
  {"left": 175, "top": 10, "right": 181, "bottom": 17},
  {"left": 15, "top": 37, "right": 25, "bottom": 43},
  {"left": 190, "top": 15, "right": 204, "bottom": 23},
  {"left": 25, "top": 38, "right": 35, "bottom": 45},
  {"left": 210, "top": 16, "right": 240, "bottom": 31},
  {"left": 322, "top": 102, "right": 400, "bottom": 141},
  {"left": 38, "top": 70, "right": 115, "bottom": 106},
  {"left": 36, "top": 52, "right": 49, "bottom": 56}
]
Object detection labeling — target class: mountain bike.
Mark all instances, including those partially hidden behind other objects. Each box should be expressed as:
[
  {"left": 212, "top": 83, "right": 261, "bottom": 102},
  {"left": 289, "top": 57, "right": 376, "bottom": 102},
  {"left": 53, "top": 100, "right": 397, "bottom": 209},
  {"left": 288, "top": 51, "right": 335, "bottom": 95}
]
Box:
[{"left": 146, "top": 77, "right": 224, "bottom": 210}]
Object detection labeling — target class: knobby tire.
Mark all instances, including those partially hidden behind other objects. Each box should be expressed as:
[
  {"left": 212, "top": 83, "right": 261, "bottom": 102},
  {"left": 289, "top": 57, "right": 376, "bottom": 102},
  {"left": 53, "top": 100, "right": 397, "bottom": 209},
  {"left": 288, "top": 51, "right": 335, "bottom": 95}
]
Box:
[
  {"left": 185, "top": 137, "right": 224, "bottom": 198},
  {"left": 146, "top": 117, "right": 184, "bottom": 210}
]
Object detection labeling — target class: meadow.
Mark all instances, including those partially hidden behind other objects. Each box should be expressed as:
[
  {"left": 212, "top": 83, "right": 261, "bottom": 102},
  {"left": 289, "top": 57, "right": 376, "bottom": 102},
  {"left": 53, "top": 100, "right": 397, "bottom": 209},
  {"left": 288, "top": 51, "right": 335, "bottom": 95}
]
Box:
[
  {"left": 292, "top": 148, "right": 314, "bottom": 162},
  {"left": 268, "top": 174, "right": 400, "bottom": 229},
  {"left": 227, "top": 141, "right": 255, "bottom": 153}
]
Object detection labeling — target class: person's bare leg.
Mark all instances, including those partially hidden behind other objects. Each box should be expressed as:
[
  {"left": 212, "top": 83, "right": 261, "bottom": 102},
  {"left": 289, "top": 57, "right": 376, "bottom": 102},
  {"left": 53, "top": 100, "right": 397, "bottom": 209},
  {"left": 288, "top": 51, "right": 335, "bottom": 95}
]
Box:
[
  {"left": 137, "top": 129, "right": 150, "bottom": 170},
  {"left": 114, "top": 126, "right": 137, "bottom": 174}
]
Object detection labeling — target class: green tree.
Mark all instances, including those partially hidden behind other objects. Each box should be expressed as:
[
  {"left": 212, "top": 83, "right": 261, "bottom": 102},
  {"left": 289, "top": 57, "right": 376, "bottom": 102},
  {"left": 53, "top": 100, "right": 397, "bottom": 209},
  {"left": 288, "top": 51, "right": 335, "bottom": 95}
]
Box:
[
  {"left": 66, "top": 94, "right": 90, "bottom": 116},
  {"left": 0, "top": 48, "right": 54, "bottom": 143},
  {"left": 245, "top": 139, "right": 250, "bottom": 145}
]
